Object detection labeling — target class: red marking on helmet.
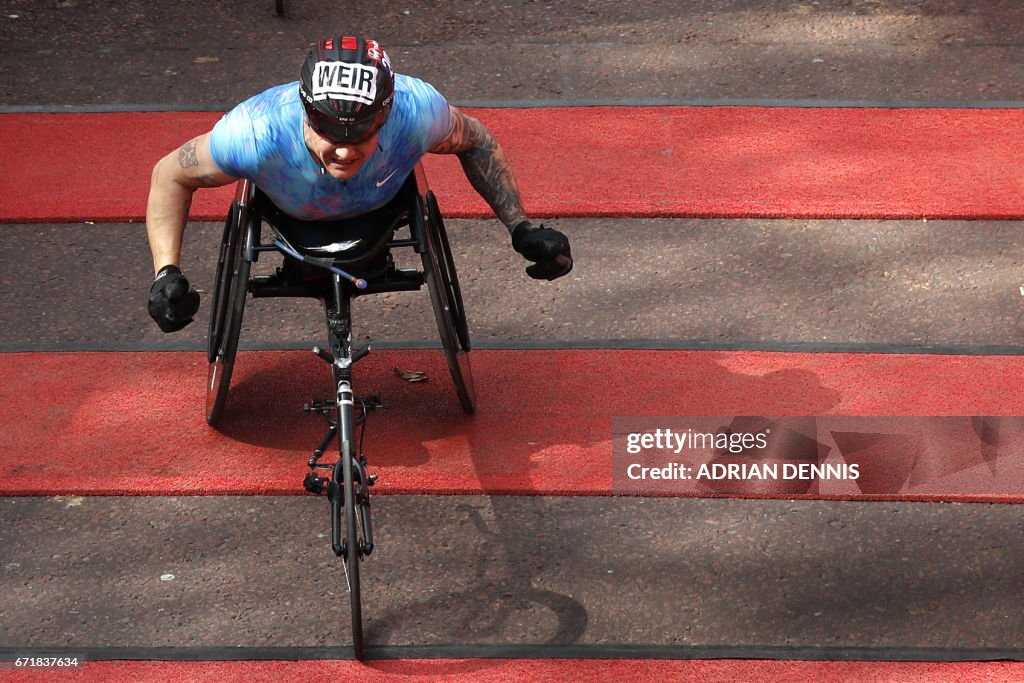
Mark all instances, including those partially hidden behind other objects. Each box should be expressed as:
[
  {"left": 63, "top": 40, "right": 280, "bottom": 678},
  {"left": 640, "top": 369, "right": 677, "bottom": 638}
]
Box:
[
  {"left": 366, "top": 39, "right": 381, "bottom": 62},
  {"left": 323, "top": 38, "right": 334, "bottom": 51},
  {"left": 342, "top": 36, "right": 358, "bottom": 51}
]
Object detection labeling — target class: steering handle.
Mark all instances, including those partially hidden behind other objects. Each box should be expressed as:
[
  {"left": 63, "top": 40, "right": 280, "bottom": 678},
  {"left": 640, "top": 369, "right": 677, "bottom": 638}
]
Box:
[{"left": 271, "top": 239, "right": 368, "bottom": 289}]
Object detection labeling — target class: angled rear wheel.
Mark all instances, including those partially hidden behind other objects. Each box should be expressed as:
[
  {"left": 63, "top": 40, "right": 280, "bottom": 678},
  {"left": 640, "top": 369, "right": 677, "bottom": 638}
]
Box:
[
  {"left": 206, "top": 190, "right": 253, "bottom": 425},
  {"left": 419, "top": 192, "right": 475, "bottom": 414}
]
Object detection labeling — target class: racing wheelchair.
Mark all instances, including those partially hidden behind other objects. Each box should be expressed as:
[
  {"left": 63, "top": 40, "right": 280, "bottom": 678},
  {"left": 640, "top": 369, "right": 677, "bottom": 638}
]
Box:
[{"left": 204, "top": 163, "right": 474, "bottom": 659}]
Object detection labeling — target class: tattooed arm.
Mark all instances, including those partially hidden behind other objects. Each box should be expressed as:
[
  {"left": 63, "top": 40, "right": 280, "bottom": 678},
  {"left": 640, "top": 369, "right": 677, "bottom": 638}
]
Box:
[
  {"left": 429, "top": 106, "right": 573, "bottom": 280},
  {"left": 146, "top": 133, "right": 238, "bottom": 274},
  {"left": 429, "top": 106, "right": 526, "bottom": 232}
]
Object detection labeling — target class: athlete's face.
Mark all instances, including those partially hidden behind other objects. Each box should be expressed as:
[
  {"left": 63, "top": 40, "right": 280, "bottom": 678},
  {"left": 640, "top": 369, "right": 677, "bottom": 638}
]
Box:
[{"left": 303, "top": 120, "right": 379, "bottom": 180}]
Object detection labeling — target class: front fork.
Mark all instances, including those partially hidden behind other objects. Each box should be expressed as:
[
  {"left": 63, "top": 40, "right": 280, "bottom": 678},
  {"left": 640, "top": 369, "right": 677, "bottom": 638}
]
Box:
[
  {"left": 328, "top": 381, "right": 374, "bottom": 559},
  {"left": 307, "top": 274, "right": 376, "bottom": 557}
]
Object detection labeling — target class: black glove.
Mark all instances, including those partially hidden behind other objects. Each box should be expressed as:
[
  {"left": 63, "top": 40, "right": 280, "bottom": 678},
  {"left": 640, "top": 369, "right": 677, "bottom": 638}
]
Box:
[
  {"left": 511, "top": 221, "right": 573, "bottom": 281},
  {"left": 148, "top": 265, "right": 200, "bottom": 333}
]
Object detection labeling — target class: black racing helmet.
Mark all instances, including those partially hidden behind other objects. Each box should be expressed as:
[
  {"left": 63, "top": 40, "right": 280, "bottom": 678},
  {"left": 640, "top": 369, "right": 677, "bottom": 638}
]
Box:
[{"left": 299, "top": 35, "right": 395, "bottom": 144}]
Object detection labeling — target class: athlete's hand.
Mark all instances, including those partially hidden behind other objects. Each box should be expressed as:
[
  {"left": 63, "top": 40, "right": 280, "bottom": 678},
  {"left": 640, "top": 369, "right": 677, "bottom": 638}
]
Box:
[
  {"left": 511, "top": 222, "right": 573, "bottom": 281},
  {"left": 148, "top": 265, "right": 200, "bottom": 333}
]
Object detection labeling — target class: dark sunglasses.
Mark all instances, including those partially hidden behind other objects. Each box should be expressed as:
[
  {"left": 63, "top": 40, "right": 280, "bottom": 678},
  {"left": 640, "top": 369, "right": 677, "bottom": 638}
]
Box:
[{"left": 305, "top": 105, "right": 388, "bottom": 145}]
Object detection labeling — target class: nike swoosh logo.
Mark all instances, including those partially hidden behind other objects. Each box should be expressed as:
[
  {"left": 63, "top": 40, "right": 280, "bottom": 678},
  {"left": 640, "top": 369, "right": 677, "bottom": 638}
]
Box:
[{"left": 375, "top": 169, "right": 399, "bottom": 187}]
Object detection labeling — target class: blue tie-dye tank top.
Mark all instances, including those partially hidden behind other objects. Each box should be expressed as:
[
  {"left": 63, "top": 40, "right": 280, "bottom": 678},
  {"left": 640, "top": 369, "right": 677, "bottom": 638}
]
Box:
[{"left": 209, "top": 74, "right": 451, "bottom": 220}]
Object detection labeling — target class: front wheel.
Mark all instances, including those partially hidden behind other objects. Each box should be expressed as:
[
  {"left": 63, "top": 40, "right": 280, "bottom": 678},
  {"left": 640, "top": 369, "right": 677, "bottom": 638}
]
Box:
[{"left": 335, "top": 439, "right": 364, "bottom": 659}]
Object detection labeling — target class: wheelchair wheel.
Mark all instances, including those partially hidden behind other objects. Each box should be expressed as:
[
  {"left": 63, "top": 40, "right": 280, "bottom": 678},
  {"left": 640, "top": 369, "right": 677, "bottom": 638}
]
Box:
[
  {"left": 336, "top": 439, "right": 364, "bottom": 659},
  {"left": 419, "top": 192, "right": 475, "bottom": 414},
  {"left": 205, "top": 198, "right": 252, "bottom": 426},
  {"left": 426, "top": 192, "right": 471, "bottom": 352}
]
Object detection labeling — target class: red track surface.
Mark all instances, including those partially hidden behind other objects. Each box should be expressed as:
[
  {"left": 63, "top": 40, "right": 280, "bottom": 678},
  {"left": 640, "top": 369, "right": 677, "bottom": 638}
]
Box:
[
  {"left": 3, "top": 107, "right": 1024, "bottom": 223},
  {"left": 4, "top": 659, "right": 1024, "bottom": 682},
  {"left": 4, "top": 349, "right": 1024, "bottom": 500}
]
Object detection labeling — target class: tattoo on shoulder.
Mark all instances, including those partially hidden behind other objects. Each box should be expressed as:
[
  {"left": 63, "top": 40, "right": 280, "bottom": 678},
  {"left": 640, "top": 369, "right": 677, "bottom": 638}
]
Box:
[
  {"left": 433, "top": 112, "right": 497, "bottom": 155},
  {"left": 178, "top": 140, "right": 199, "bottom": 168},
  {"left": 431, "top": 114, "right": 468, "bottom": 155}
]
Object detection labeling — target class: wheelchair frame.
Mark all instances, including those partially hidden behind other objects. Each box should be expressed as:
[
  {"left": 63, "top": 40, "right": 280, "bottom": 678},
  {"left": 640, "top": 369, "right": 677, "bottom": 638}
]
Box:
[{"left": 204, "top": 163, "right": 474, "bottom": 659}]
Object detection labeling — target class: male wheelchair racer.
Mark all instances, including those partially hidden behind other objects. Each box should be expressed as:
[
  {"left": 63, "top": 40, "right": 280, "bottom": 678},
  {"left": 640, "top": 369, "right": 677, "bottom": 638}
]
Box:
[{"left": 204, "top": 162, "right": 472, "bottom": 658}]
